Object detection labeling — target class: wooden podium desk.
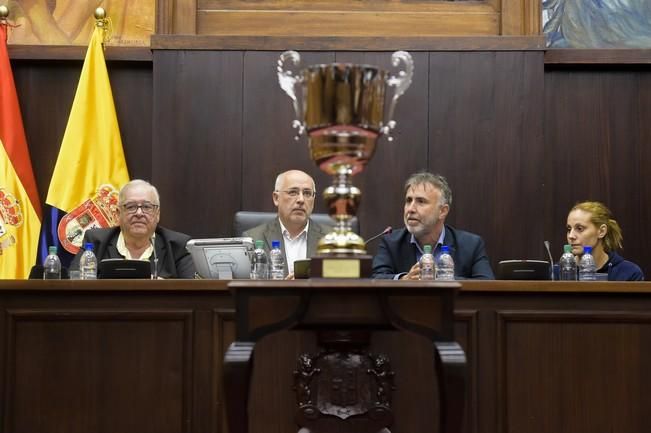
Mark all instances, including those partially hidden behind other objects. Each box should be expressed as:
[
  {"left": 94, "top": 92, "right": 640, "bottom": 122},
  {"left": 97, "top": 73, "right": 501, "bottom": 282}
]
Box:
[
  {"left": 0, "top": 280, "right": 650, "bottom": 433},
  {"left": 457, "top": 280, "right": 651, "bottom": 433}
]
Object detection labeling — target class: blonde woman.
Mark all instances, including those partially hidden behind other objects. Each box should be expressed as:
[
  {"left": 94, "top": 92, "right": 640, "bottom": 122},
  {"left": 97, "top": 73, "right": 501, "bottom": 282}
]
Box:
[{"left": 566, "top": 201, "right": 643, "bottom": 281}]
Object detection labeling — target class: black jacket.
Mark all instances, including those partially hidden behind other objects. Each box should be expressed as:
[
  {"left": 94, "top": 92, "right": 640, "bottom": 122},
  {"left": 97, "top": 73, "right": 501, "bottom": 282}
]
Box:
[
  {"left": 372, "top": 225, "right": 495, "bottom": 280},
  {"left": 71, "top": 226, "right": 195, "bottom": 279}
]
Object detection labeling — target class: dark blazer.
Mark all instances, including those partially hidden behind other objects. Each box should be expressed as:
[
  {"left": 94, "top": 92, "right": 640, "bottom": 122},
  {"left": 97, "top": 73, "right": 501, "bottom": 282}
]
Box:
[
  {"left": 243, "top": 218, "right": 331, "bottom": 275},
  {"left": 372, "top": 225, "right": 495, "bottom": 280},
  {"left": 71, "top": 226, "right": 196, "bottom": 279}
]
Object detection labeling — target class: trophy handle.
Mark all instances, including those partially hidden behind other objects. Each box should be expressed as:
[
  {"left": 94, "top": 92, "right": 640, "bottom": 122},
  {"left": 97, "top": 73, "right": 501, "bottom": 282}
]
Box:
[
  {"left": 382, "top": 51, "right": 414, "bottom": 140},
  {"left": 277, "top": 50, "right": 305, "bottom": 138}
]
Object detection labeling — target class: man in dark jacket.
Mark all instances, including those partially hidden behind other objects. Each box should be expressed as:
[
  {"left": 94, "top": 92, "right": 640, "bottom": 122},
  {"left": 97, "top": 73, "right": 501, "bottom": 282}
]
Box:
[
  {"left": 71, "top": 179, "right": 195, "bottom": 279},
  {"left": 372, "top": 172, "right": 494, "bottom": 280}
]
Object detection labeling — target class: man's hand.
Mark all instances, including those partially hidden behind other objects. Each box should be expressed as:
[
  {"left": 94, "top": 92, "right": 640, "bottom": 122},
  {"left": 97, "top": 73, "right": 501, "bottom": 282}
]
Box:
[{"left": 400, "top": 262, "right": 421, "bottom": 280}]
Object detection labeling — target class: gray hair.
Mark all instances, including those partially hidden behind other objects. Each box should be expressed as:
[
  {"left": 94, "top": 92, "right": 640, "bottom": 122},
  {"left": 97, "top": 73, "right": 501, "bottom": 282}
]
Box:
[
  {"left": 404, "top": 172, "right": 452, "bottom": 206},
  {"left": 119, "top": 179, "right": 160, "bottom": 206},
  {"left": 274, "top": 170, "right": 316, "bottom": 191}
]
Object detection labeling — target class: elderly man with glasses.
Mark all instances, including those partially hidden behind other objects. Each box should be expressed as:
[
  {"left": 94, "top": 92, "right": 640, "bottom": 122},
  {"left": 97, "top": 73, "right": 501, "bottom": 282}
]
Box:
[
  {"left": 244, "top": 170, "right": 330, "bottom": 278},
  {"left": 71, "top": 179, "right": 195, "bottom": 278}
]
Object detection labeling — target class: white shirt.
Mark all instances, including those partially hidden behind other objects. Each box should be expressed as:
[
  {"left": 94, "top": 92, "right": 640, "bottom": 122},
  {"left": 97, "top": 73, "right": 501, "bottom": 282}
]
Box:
[
  {"left": 279, "top": 219, "right": 309, "bottom": 274},
  {"left": 116, "top": 231, "right": 154, "bottom": 261}
]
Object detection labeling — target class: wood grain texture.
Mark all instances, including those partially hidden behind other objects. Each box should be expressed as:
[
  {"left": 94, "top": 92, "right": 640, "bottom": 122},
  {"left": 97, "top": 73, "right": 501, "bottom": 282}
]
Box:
[
  {"left": 11, "top": 59, "right": 153, "bottom": 202},
  {"left": 197, "top": 10, "right": 500, "bottom": 37},
  {"left": 199, "top": 0, "right": 497, "bottom": 12},
  {"left": 544, "top": 65, "right": 651, "bottom": 279},
  {"left": 2, "top": 280, "right": 651, "bottom": 433},
  {"left": 240, "top": 51, "right": 335, "bottom": 216},
  {"left": 428, "top": 51, "right": 545, "bottom": 263},
  {"left": 11, "top": 45, "right": 651, "bottom": 276},
  {"left": 151, "top": 35, "right": 546, "bottom": 51},
  {"left": 545, "top": 49, "right": 651, "bottom": 64},
  {"left": 152, "top": 50, "right": 243, "bottom": 237}
]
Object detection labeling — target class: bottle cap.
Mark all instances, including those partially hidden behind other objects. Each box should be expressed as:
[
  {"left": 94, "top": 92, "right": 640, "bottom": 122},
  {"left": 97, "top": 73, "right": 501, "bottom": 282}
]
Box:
[
  {"left": 48, "top": 246, "right": 58, "bottom": 254},
  {"left": 272, "top": 240, "right": 280, "bottom": 249},
  {"left": 441, "top": 245, "right": 450, "bottom": 253},
  {"left": 84, "top": 242, "right": 94, "bottom": 251},
  {"left": 564, "top": 244, "right": 572, "bottom": 253},
  {"left": 255, "top": 240, "right": 264, "bottom": 249},
  {"left": 583, "top": 245, "right": 592, "bottom": 254},
  {"left": 423, "top": 245, "right": 432, "bottom": 254}
]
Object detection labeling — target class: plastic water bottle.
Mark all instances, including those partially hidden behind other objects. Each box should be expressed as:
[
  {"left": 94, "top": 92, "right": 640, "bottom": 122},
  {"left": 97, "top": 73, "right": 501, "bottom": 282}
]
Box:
[
  {"left": 559, "top": 244, "right": 577, "bottom": 281},
  {"left": 80, "top": 242, "right": 98, "bottom": 280},
  {"left": 419, "top": 245, "right": 435, "bottom": 280},
  {"left": 269, "top": 240, "right": 285, "bottom": 280},
  {"left": 436, "top": 245, "right": 455, "bottom": 281},
  {"left": 251, "top": 240, "right": 269, "bottom": 280},
  {"left": 578, "top": 245, "right": 596, "bottom": 281},
  {"left": 43, "top": 246, "right": 62, "bottom": 280}
]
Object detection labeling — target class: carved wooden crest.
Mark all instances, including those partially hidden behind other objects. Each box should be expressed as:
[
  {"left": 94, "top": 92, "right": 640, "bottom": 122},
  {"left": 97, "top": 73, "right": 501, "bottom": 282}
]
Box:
[{"left": 293, "top": 351, "right": 395, "bottom": 431}]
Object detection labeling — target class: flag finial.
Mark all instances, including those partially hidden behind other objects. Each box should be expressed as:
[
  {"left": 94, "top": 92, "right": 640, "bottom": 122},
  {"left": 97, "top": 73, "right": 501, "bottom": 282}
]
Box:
[
  {"left": 0, "top": 5, "right": 9, "bottom": 23},
  {"left": 94, "top": 7, "right": 107, "bottom": 27}
]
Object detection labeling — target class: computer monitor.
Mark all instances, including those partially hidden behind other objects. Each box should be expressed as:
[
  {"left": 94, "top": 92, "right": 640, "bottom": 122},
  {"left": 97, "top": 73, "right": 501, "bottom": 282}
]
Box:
[{"left": 187, "top": 237, "right": 254, "bottom": 279}]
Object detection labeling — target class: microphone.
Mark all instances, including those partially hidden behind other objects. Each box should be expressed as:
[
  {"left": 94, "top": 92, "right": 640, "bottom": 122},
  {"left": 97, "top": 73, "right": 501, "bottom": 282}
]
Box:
[
  {"left": 544, "top": 240, "right": 554, "bottom": 280},
  {"left": 365, "top": 226, "right": 392, "bottom": 246},
  {"left": 151, "top": 236, "right": 159, "bottom": 279}
]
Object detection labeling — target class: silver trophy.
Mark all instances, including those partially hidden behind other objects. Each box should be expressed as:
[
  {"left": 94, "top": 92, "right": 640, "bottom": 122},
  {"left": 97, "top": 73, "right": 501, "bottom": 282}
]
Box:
[{"left": 278, "top": 51, "right": 414, "bottom": 256}]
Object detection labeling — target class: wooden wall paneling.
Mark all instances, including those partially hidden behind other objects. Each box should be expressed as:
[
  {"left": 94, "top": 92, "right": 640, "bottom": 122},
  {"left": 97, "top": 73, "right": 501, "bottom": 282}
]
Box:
[
  {"left": 157, "top": 0, "right": 198, "bottom": 34},
  {"left": 497, "top": 311, "right": 651, "bottom": 433},
  {"left": 196, "top": 1, "right": 500, "bottom": 37},
  {"left": 248, "top": 331, "right": 319, "bottom": 433},
  {"left": 334, "top": 52, "right": 430, "bottom": 252},
  {"left": 110, "top": 62, "right": 154, "bottom": 182},
  {"left": 6, "top": 310, "right": 191, "bottom": 433},
  {"left": 240, "top": 51, "right": 336, "bottom": 217},
  {"left": 369, "top": 332, "right": 440, "bottom": 433},
  {"left": 12, "top": 60, "right": 153, "bottom": 206},
  {"left": 150, "top": 35, "right": 546, "bottom": 51},
  {"left": 454, "top": 310, "right": 480, "bottom": 433},
  {"left": 152, "top": 50, "right": 243, "bottom": 238},
  {"left": 212, "top": 308, "right": 236, "bottom": 433},
  {"left": 637, "top": 69, "right": 651, "bottom": 279},
  {"left": 12, "top": 61, "right": 79, "bottom": 204},
  {"left": 428, "top": 51, "right": 545, "bottom": 271},
  {"left": 501, "top": 0, "right": 542, "bottom": 36},
  {"left": 0, "top": 297, "right": 5, "bottom": 432},
  {"left": 544, "top": 66, "right": 651, "bottom": 275}
]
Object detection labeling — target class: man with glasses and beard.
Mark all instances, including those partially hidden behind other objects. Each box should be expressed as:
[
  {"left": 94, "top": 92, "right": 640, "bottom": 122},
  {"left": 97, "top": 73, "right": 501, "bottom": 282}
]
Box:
[
  {"left": 244, "top": 170, "right": 330, "bottom": 278},
  {"left": 71, "top": 179, "right": 195, "bottom": 278},
  {"left": 372, "top": 171, "right": 494, "bottom": 280}
]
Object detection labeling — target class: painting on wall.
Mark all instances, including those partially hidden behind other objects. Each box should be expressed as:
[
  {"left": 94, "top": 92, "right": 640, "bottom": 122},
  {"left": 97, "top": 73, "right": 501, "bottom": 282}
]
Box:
[
  {"left": 5, "top": 0, "right": 154, "bottom": 46},
  {"left": 543, "top": 0, "right": 651, "bottom": 48}
]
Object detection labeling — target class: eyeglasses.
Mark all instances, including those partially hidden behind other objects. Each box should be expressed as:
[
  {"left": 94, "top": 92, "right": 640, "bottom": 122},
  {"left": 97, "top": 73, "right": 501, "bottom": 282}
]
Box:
[
  {"left": 122, "top": 202, "right": 159, "bottom": 215},
  {"left": 277, "top": 188, "right": 316, "bottom": 199}
]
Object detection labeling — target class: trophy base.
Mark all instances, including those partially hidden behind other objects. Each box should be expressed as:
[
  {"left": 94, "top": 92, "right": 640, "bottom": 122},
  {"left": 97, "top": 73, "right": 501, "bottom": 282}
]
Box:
[
  {"left": 309, "top": 255, "right": 373, "bottom": 279},
  {"left": 317, "top": 229, "right": 366, "bottom": 255}
]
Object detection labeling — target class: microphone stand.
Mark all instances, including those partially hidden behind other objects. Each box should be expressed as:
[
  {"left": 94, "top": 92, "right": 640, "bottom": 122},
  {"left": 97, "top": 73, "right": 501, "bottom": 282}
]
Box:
[
  {"left": 151, "top": 236, "right": 159, "bottom": 279},
  {"left": 364, "top": 226, "right": 392, "bottom": 246},
  {"left": 544, "top": 240, "right": 554, "bottom": 281}
]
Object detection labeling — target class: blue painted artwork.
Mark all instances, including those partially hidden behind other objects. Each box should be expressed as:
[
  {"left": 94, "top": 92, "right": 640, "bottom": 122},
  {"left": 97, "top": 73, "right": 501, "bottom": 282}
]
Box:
[{"left": 543, "top": 0, "right": 651, "bottom": 47}]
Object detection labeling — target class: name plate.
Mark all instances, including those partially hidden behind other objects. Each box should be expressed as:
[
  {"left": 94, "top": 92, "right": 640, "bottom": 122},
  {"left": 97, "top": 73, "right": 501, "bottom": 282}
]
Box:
[
  {"left": 310, "top": 255, "right": 372, "bottom": 278},
  {"left": 322, "top": 259, "right": 361, "bottom": 278}
]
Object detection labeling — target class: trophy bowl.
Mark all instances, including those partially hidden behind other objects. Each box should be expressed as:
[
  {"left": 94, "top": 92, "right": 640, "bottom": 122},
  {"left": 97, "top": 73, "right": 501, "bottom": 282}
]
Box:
[{"left": 278, "top": 51, "right": 413, "bottom": 257}]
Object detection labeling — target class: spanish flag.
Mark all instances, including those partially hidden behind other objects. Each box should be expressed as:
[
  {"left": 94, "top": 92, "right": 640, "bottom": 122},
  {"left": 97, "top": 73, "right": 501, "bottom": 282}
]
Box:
[
  {"left": 39, "top": 22, "right": 129, "bottom": 266},
  {"left": 0, "top": 23, "right": 42, "bottom": 279}
]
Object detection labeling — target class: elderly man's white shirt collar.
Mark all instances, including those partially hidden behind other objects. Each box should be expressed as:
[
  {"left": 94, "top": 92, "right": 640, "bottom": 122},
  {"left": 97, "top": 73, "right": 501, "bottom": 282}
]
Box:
[{"left": 117, "top": 231, "right": 154, "bottom": 261}]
